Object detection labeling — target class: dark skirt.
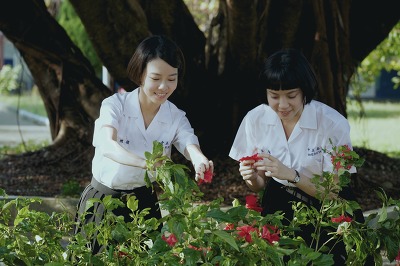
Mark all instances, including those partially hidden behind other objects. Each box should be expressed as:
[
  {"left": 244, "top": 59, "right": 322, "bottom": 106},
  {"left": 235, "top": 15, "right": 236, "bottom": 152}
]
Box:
[
  {"left": 261, "top": 178, "right": 367, "bottom": 264},
  {"left": 74, "top": 177, "right": 161, "bottom": 254}
]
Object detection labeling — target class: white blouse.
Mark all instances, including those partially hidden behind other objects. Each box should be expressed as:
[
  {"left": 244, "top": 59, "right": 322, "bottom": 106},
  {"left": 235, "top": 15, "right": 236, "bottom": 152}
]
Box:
[
  {"left": 92, "top": 88, "right": 199, "bottom": 189},
  {"left": 229, "top": 100, "right": 355, "bottom": 187}
]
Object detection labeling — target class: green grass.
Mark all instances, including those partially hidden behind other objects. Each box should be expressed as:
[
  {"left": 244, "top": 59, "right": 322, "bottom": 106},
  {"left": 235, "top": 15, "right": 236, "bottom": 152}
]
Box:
[
  {"left": 347, "top": 99, "right": 400, "bottom": 158},
  {"left": 1, "top": 89, "right": 47, "bottom": 117},
  {"left": 1, "top": 92, "right": 399, "bottom": 158}
]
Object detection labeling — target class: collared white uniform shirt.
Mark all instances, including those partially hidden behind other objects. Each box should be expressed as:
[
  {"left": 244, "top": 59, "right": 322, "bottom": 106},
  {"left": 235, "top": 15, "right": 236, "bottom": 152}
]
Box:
[
  {"left": 229, "top": 100, "right": 355, "bottom": 187},
  {"left": 92, "top": 88, "right": 199, "bottom": 189}
]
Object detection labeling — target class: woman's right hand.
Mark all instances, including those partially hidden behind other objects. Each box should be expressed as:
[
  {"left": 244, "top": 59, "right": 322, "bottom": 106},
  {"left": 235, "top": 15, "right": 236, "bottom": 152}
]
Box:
[{"left": 239, "top": 160, "right": 258, "bottom": 180}]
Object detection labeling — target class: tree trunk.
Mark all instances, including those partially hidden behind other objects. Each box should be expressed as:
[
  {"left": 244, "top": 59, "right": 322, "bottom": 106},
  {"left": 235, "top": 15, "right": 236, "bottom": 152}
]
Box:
[{"left": 0, "top": 0, "right": 112, "bottom": 180}]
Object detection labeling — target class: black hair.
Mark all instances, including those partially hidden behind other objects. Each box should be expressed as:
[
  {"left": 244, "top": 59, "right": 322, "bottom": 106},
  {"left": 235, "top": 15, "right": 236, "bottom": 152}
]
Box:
[
  {"left": 126, "top": 35, "right": 185, "bottom": 86},
  {"left": 260, "top": 48, "right": 317, "bottom": 104}
]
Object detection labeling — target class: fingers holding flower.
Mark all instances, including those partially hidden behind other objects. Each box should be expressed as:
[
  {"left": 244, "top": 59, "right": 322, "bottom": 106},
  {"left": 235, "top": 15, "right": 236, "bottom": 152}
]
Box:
[
  {"left": 254, "top": 153, "right": 291, "bottom": 180},
  {"left": 239, "top": 160, "right": 258, "bottom": 180},
  {"left": 195, "top": 160, "right": 214, "bottom": 183}
]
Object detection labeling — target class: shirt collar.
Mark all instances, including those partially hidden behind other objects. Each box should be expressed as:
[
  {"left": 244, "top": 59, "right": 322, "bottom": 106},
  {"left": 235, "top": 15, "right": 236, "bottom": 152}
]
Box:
[
  {"left": 298, "top": 101, "right": 317, "bottom": 129},
  {"left": 263, "top": 101, "right": 317, "bottom": 129},
  {"left": 124, "top": 88, "right": 172, "bottom": 123}
]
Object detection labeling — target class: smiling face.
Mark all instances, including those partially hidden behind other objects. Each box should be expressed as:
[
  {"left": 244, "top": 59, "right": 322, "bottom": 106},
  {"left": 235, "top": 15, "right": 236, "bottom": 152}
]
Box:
[
  {"left": 267, "top": 88, "right": 304, "bottom": 123},
  {"left": 139, "top": 58, "right": 178, "bottom": 107}
]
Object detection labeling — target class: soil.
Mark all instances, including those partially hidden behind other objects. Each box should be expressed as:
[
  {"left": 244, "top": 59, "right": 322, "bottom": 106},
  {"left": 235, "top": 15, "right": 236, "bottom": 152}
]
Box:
[{"left": 0, "top": 146, "right": 399, "bottom": 212}]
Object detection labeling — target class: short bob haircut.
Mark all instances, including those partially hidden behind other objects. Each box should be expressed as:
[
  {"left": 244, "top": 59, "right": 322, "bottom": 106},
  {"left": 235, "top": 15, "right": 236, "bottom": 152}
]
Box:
[
  {"left": 259, "top": 48, "right": 317, "bottom": 104},
  {"left": 126, "top": 35, "right": 186, "bottom": 86}
]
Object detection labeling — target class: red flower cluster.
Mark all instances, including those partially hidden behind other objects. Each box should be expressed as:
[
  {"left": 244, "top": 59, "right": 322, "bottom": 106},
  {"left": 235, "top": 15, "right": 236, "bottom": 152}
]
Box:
[
  {"left": 162, "top": 233, "right": 178, "bottom": 247},
  {"left": 239, "top": 153, "right": 263, "bottom": 162},
  {"left": 396, "top": 249, "right": 400, "bottom": 265},
  {"left": 261, "top": 225, "right": 280, "bottom": 245},
  {"left": 331, "top": 215, "right": 352, "bottom": 223},
  {"left": 330, "top": 144, "right": 354, "bottom": 171},
  {"left": 237, "top": 225, "right": 259, "bottom": 243},
  {"left": 197, "top": 169, "right": 214, "bottom": 185},
  {"left": 245, "top": 194, "right": 263, "bottom": 212},
  {"left": 236, "top": 224, "right": 280, "bottom": 244}
]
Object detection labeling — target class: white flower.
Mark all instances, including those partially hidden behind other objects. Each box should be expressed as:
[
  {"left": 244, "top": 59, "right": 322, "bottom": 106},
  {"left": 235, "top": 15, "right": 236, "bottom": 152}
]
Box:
[{"left": 336, "top": 221, "right": 351, "bottom": 235}]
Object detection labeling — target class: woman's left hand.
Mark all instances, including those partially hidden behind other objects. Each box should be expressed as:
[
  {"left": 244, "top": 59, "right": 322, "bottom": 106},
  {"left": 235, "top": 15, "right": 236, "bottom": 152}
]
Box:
[
  {"left": 194, "top": 160, "right": 214, "bottom": 181},
  {"left": 254, "top": 153, "right": 293, "bottom": 181}
]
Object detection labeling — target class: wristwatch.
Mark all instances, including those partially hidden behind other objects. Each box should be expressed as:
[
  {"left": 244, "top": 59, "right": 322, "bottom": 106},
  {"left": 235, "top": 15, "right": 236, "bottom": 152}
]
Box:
[{"left": 289, "top": 170, "right": 300, "bottom": 184}]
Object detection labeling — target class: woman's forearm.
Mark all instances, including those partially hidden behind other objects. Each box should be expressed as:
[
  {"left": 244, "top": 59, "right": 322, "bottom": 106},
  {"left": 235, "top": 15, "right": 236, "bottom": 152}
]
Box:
[{"left": 245, "top": 171, "right": 268, "bottom": 192}]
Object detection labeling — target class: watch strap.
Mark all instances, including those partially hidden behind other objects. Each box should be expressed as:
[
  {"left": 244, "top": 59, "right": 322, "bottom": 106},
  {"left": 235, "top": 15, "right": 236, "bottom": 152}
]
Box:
[{"left": 289, "top": 170, "right": 300, "bottom": 184}]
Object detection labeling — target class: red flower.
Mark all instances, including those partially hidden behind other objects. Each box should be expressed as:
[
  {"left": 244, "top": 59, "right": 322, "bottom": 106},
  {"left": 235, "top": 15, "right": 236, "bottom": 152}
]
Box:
[
  {"left": 330, "top": 144, "right": 357, "bottom": 171},
  {"left": 396, "top": 249, "right": 400, "bottom": 266},
  {"left": 342, "top": 145, "right": 351, "bottom": 153},
  {"left": 162, "top": 233, "right": 178, "bottom": 247},
  {"left": 116, "top": 251, "right": 131, "bottom": 259},
  {"left": 237, "top": 225, "right": 259, "bottom": 243},
  {"left": 334, "top": 161, "right": 342, "bottom": 171},
  {"left": 245, "top": 194, "right": 263, "bottom": 212},
  {"left": 188, "top": 244, "right": 211, "bottom": 255},
  {"left": 224, "top": 223, "right": 235, "bottom": 230},
  {"left": 198, "top": 169, "right": 214, "bottom": 185},
  {"left": 261, "top": 224, "right": 280, "bottom": 244},
  {"left": 239, "top": 154, "right": 263, "bottom": 162},
  {"left": 331, "top": 215, "right": 352, "bottom": 223}
]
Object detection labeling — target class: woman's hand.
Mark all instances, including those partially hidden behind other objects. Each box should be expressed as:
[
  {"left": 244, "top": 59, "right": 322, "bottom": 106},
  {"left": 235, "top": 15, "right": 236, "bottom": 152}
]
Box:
[
  {"left": 254, "top": 153, "right": 293, "bottom": 181},
  {"left": 239, "top": 160, "right": 258, "bottom": 181},
  {"left": 194, "top": 160, "right": 214, "bottom": 181},
  {"left": 185, "top": 144, "right": 214, "bottom": 181}
]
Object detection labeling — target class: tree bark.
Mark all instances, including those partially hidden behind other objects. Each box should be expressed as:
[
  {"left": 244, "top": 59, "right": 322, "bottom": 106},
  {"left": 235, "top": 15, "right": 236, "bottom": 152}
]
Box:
[{"left": 0, "top": 0, "right": 112, "bottom": 176}]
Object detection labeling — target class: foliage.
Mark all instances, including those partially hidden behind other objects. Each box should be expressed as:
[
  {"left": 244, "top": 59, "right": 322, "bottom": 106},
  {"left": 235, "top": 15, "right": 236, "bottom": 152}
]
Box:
[
  {"left": 183, "top": 0, "right": 218, "bottom": 35},
  {"left": 0, "top": 65, "right": 22, "bottom": 94},
  {"left": 61, "top": 180, "right": 82, "bottom": 198},
  {"left": 0, "top": 140, "right": 50, "bottom": 159},
  {"left": 55, "top": 0, "right": 102, "bottom": 77},
  {"left": 350, "top": 21, "right": 400, "bottom": 98},
  {"left": 0, "top": 189, "right": 72, "bottom": 265},
  {"left": 1, "top": 141, "right": 400, "bottom": 265}
]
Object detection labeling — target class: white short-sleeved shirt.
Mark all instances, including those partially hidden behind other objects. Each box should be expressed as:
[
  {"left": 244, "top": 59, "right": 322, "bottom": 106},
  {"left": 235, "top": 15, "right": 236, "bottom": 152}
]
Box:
[
  {"left": 229, "top": 100, "right": 355, "bottom": 187},
  {"left": 92, "top": 88, "right": 199, "bottom": 189}
]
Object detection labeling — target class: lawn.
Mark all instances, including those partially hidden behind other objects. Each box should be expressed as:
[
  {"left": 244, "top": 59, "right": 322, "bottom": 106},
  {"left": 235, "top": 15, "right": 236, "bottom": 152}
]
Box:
[
  {"left": 1, "top": 92, "right": 399, "bottom": 157},
  {"left": 347, "top": 99, "right": 400, "bottom": 158},
  {"left": 1, "top": 89, "right": 47, "bottom": 117}
]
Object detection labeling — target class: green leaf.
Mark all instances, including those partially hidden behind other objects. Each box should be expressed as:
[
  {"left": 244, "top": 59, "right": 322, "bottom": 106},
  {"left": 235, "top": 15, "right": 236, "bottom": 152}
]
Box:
[
  {"left": 127, "top": 196, "right": 139, "bottom": 212},
  {"left": 378, "top": 207, "right": 388, "bottom": 223},
  {"left": 111, "top": 223, "right": 129, "bottom": 243},
  {"left": 212, "top": 230, "right": 239, "bottom": 251},
  {"left": 226, "top": 206, "right": 249, "bottom": 220},
  {"left": 14, "top": 206, "right": 30, "bottom": 226},
  {"left": 206, "top": 208, "right": 235, "bottom": 223},
  {"left": 182, "top": 248, "right": 202, "bottom": 265}
]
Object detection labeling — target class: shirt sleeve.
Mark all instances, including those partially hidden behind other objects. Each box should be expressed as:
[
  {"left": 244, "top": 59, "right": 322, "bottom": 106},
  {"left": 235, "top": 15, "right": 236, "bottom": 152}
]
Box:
[
  {"left": 172, "top": 115, "right": 200, "bottom": 159},
  {"left": 93, "top": 96, "right": 121, "bottom": 147},
  {"left": 229, "top": 113, "right": 259, "bottom": 161}
]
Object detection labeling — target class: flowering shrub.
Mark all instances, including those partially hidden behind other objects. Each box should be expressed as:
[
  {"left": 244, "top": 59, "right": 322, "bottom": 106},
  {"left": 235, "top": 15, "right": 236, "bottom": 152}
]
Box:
[{"left": 0, "top": 141, "right": 400, "bottom": 265}]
